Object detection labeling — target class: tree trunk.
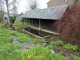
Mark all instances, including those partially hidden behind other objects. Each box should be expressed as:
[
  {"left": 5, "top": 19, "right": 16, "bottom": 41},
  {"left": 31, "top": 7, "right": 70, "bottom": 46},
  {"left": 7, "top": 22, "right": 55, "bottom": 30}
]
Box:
[{"left": 7, "top": 4, "right": 10, "bottom": 24}]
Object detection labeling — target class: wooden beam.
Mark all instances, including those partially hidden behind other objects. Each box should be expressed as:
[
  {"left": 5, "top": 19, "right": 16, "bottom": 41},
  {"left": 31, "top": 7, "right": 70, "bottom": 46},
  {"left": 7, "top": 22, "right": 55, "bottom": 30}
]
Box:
[{"left": 29, "top": 26, "right": 59, "bottom": 35}]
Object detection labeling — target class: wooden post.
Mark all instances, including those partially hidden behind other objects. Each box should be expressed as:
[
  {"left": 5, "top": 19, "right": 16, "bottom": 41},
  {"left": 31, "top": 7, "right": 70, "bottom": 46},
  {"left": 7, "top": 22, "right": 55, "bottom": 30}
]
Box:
[
  {"left": 39, "top": 31, "right": 41, "bottom": 36},
  {"left": 39, "top": 19, "right": 41, "bottom": 30},
  {"left": 31, "top": 19, "right": 33, "bottom": 25},
  {"left": 29, "top": 19, "right": 30, "bottom": 27}
]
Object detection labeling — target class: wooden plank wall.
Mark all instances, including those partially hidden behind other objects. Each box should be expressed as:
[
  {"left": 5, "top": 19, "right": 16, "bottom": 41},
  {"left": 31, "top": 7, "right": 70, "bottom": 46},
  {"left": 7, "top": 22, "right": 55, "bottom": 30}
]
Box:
[{"left": 30, "top": 18, "right": 55, "bottom": 29}]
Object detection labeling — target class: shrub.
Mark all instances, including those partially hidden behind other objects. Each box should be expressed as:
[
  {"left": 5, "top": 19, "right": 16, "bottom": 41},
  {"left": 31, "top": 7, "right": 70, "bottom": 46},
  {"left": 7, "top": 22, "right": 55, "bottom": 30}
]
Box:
[
  {"left": 74, "top": 0, "right": 79, "bottom": 3},
  {"left": 32, "top": 37, "right": 43, "bottom": 44},
  {"left": 0, "top": 43, "right": 21, "bottom": 60},
  {"left": 71, "top": 54, "right": 80, "bottom": 60},
  {"left": 17, "top": 36, "right": 31, "bottom": 43},
  {"left": 15, "top": 33, "right": 26, "bottom": 37},
  {"left": 0, "top": 37, "right": 13, "bottom": 44},
  {"left": 47, "top": 45, "right": 53, "bottom": 49},
  {"left": 51, "top": 36, "right": 60, "bottom": 41},
  {"left": 52, "top": 4, "right": 80, "bottom": 43},
  {"left": 63, "top": 43, "right": 78, "bottom": 51},
  {"left": 7, "top": 30, "right": 18, "bottom": 35},
  {"left": 25, "top": 18, "right": 29, "bottom": 23},
  {"left": 50, "top": 40, "right": 63, "bottom": 46},
  {"left": 9, "top": 16, "right": 16, "bottom": 24},
  {"left": 7, "top": 37, "right": 13, "bottom": 42},
  {"left": 50, "top": 42, "right": 55, "bottom": 45}
]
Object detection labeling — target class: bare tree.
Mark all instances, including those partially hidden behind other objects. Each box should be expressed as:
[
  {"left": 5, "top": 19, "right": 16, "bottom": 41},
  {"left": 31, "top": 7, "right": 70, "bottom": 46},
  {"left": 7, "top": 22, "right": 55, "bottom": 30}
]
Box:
[
  {"left": 28, "top": 0, "right": 37, "bottom": 10},
  {"left": 0, "top": 0, "right": 20, "bottom": 23},
  {"left": 0, "top": 10, "right": 4, "bottom": 23},
  {"left": 0, "top": 0, "right": 4, "bottom": 23},
  {"left": 5, "top": 0, "right": 17, "bottom": 23},
  {"left": 5, "top": 0, "right": 10, "bottom": 23}
]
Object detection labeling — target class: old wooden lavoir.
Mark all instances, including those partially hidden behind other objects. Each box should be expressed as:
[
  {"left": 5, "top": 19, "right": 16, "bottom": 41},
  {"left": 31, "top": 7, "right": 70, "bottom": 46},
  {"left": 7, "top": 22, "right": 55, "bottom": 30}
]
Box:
[{"left": 22, "top": 5, "right": 68, "bottom": 37}]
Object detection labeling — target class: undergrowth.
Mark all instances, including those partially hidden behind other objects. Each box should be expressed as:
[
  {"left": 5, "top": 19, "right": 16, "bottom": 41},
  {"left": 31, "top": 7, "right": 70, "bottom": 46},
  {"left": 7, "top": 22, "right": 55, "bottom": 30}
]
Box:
[
  {"left": 17, "top": 36, "right": 31, "bottom": 43},
  {"left": 32, "top": 37, "right": 43, "bottom": 44},
  {"left": 1, "top": 26, "right": 80, "bottom": 60},
  {"left": 63, "top": 43, "right": 78, "bottom": 51},
  {"left": 50, "top": 40, "right": 63, "bottom": 46},
  {"left": 13, "top": 21, "right": 27, "bottom": 28},
  {"left": 17, "top": 36, "right": 43, "bottom": 44},
  {"left": 71, "top": 54, "right": 80, "bottom": 60},
  {"left": 52, "top": 3, "right": 80, "bottom": 43},
  {"left": 16, "top": 45, "right": 68, "bottom": 60},
  {"left": 0, "top": 28, "right": 68, "bottom": 60},
  {"left": 0, "top": 43, "right": 21, "bottom": 60}
]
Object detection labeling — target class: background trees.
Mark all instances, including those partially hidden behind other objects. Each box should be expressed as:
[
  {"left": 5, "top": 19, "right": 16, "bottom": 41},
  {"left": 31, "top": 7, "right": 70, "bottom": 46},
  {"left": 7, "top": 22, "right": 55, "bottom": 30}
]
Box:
[
  {"left": 28, "top": 0, "right": 37, "bottom": 10},
  {"left": 5, "top": 0, "right": 18, "bottom": 23}
]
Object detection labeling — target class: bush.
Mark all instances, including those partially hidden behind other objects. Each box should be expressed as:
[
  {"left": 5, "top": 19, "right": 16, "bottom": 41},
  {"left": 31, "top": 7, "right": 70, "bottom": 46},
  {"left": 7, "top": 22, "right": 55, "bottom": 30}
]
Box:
[
  {"left": 17, "top": 36, "right": 43, "bottom": 44},
  {"left": 0, "top": 43, "right": 21, "bottom": 60},
  {"left": 71, "top": 54, "right": 80, "bottom": 60},
  {"left": 63, "top": 43, "right": 78, "bottom": 51},
  {"left": 32, "top": 37, "right": 43, "bottom": 44},
  {"left": 74, "top": 0, "right": 79, "bottom": 3},
  {"left": 17, "top": 36, "right": 31, "bottom": 43},
  {"left": 52, "top": 4, "right": 80, "bottom": 43},
  {"left": 47, "top": 45, "right": 53, "bottom": 49},
  {"left": 50, "top": 40, "right": 63, "bottom": 46},
  {"left": 9, "top": 16, "right": 16, "bottom": 24},
  {"left": 25, "top": 18, "right": 29, "bottom": 23},
  {"left": 7, "top": 30, "right": 19, "bottom": 35}
]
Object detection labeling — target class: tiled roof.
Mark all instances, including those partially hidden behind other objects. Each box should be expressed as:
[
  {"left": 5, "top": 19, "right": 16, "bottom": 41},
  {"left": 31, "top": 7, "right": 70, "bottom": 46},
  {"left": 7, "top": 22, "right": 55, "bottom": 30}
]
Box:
[{"left": 22, "top": 5, "right": 68, "bottom": 20}]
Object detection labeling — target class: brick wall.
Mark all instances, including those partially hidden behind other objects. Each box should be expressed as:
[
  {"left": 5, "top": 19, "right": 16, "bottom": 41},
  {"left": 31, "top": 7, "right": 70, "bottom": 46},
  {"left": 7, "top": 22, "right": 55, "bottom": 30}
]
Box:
[{"left": 47, "top": 0, "right": 74, "bottom": 7}]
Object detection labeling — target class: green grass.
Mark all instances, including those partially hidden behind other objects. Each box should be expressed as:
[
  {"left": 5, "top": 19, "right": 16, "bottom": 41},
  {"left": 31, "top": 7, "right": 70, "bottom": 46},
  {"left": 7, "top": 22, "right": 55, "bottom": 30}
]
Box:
[
  {"left": 1, "top": 25, "right": 78, "bottom": 60},
  {"left": 0, "top": 37, "right": 13, "bottom": 44},
  {"left": 32, "top": 37, "right": 43, "bottom": 44},
  {"left": 17, "top": 36, "right": 43, "bottom": 44},
  {"left": 0, "top": 43, "right": 21, "bottom": 60},
  {"left": 47, "top": 45, "right": 53, "bottom": 49},
  {"left": 71, "top": 54, "right": 80, "bottom": 60},
  {"left": 0, "top": 28, "right": 43, "bottom": 44},
  {"left": 0, "top": 23, "right": 3, "bottom": 26},
  {"left": 13, "top": 21, "right": 27, "bottom": 28},
  {"left": 0, "top": 28, "right": 22, "bottom": 60},
  {"left": 51, "top": 36, "right": 60, "bottom": 41},
  {"left": 63, "top": 43, "right": 78, "bottom": 51},
  {"left": 0, "top": 28, "right": 68, "bottom": 60},
  {"left": 50, "top": 40, "right": 63, "bottom": 46},
  {"left": 16, "top": 45, "right": 68, "bottom": 60},
  {"left": 17, "top": 36, "right": 31, "bottom": 43}
]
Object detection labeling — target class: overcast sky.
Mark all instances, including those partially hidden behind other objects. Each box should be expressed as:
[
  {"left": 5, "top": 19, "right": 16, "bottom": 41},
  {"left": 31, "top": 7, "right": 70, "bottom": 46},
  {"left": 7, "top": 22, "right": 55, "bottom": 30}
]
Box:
[{"left": 17, "top": 0, "right": 50, "bottom": 14}]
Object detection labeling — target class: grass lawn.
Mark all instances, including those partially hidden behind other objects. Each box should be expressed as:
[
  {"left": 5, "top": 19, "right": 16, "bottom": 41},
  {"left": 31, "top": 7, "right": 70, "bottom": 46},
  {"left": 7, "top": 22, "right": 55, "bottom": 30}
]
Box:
[
  {"left": 0, "top": 23, "right": 79, "bottom": 60},
  {"left": 0, "top": 28, "right": 69, "bottom": 60},
  {"left": 13, "top": 21, "right": 28, "bottom": 28}
]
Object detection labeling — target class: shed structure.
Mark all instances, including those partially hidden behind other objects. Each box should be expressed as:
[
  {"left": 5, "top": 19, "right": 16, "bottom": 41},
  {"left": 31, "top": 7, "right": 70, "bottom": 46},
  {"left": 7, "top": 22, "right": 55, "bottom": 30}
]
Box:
[{"left": 22, "top": 5, "right": 68, "bottom": 34}]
